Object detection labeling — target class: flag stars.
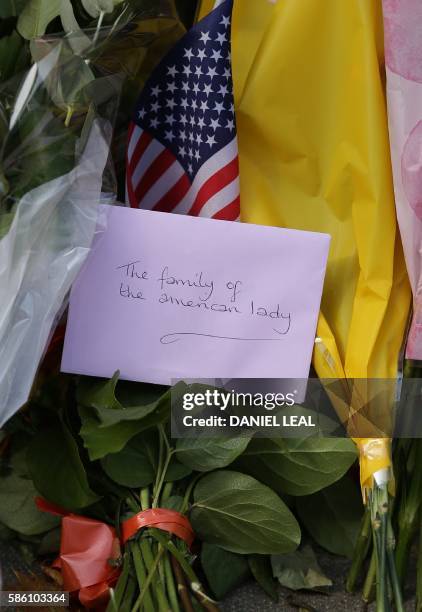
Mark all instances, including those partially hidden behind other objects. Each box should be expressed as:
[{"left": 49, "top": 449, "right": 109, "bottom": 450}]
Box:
[
  {"left": 180, "top": 98, "right": 188, "bottom": 110},
  {"left": 194, "top": 150, "right": 201, "bottom": 161},
  {"left": 184, "top": 48, "right": 194, "bottom": 60},
  {"left": 188, "top": 163, "right": 193, "bottom": 173},
  {"left": 150, "top": 117, "right": 159, "bottom": 129},
  {"left": 215, "top": 32, "right": 227, "bottom": 45},
  {"left": 181, "top": 81, "right": 189, "bottom": 93},
  {"left": 150, "top": 101, "right": 161, "bottom": 113},
  {"left": 207, "top": 66, "right": 218, "bottom": 79},
  {"left": 219, "top": 84, "right": 229, "bottom": 96},
  {"left": 206, "top": 134, "right": 217, "bottom": 147},
  {"left": 165, "top": 114, "right": 176, "bottom": 126},
  {"left": 167, "top": 82, "right": 177, "bottom": 94},
  {"left": 180, "top": 114, "right": 188, "bottom": 125},
  {"left": 222, "top": 67, "right": 231, "bottom": 80},
  {"left": 210, "top": 117, "right": 221, "bottom": 130},
  {"left": 197, "top": 48, "right": 207, "bottom": 61},
  {"left": 194, "top": 66, "right": 203, "bottom": 78},
  {"left": 179, "top": 130, "right": 187, "bottom": 141},
  {"left": 213, "top": 101, "right": 225, "bottom": 114},
  {"left": 179, "top": 146, "right": 186, "bottom": 158},
  {"left": 220, "top": 15, "right": 230, "bottom": 27},
  {"left": 138, "top": 108, "right": 146, "bottom": 119},
  {"left": 165, "top": 130, "right": 175, "bottom": 142},
  {"left": 197, "top": 116, "right": 206, "bottom": 129},
  {"left": 200, "top": 100, "right": 209, "bottom": 112},
  {"left": 211, "top": 49, "right": 223, "bottom": 62},
  {"left": 193, "top": 82, "right": 201, "bottom": 94},
  {"left": 167, "top": 65, "right": 178, "bottom": 78},
  {"left": 183, "top": 64, "right": 192, "bottom": 77},
  {"left": 226, "top": 119, "right": 235, "bottom": 131},
  {"left": 151, "top": 85, "right": 161, "bottom": 97},
  {"left": 196, "top": 134, "right": 203, "bottom": 145},
  {"left": 203, "top": 83, "right": 214, "bottom": 96},
  {"left": 200, "top": 31, "right": 211, "bottom": 44}
]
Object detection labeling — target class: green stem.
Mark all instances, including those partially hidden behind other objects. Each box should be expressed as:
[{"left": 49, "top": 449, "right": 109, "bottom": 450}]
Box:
[
  {"left": 141, "top": 487, "right": 150, "bottom": 512},
  {"left": 106, "top": 552, "right": 130, "bottom": 612},
  {"left": 417, "top": 520, "right": 422, "bottom": 612},
  {"left": 140, "top": 538, "right": 170, "bottom": 611},
  {"left": 346, "top": 506, "right": 371, "bottom": 592},
  {"left": 138, "top": 487, "right": 170, "bottom": 611},
  {"left": 149, "top": 530, "right": 218, "bottom": 610},
  {"left": 161, "top": 482, "right": 174, "bottom": 506},
  {"left": 131, "top": 541, "right": 155, "bottom": 612},
  {"left": 153, "top": 451, "right": 173, "bottom": 508},
  {"left": 395, "top": 439, "right": 422, "bottom": 586},
  {"left": 132, "top": 547, "right": 166, "bottom": 612},
  {"left": 386, "top": 516, "right": 404, "bottom": 612},
  {"left": 363, "top": 547, "right": 376, "bottom": 603},
  {"left": 164, "top": 552, "right": 182, "bottom": 612}
]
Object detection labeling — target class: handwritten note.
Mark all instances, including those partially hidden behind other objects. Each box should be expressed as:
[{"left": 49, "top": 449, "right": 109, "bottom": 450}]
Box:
[{"left": 61, "top": 206, "right": 330, "bottom": 383}]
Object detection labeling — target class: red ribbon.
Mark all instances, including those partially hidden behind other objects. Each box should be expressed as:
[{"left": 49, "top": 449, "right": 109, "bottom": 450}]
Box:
[
  {"left": 36, "top": 498, "right": 194, "bottom": 609},
  {"left": 121, "top": 507, "right": 195, "bottom": 547},
  {"left": 36, "top": 498, "right": 119, "bottom": 610}
]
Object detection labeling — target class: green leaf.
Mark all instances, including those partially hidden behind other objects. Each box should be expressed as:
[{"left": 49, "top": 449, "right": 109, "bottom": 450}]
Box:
[
  {"left": 0, "top": 472, "right": 59, "bottom": 536},
  {"left": 191, "top": 470, "right": 301, "bottom": 555},
  {"left": 175, "top": 437, "right": 250, "bottom": 472},
  {"left": 271, "top": 544, "right": 332, "bottom": 591},
  {"left": 78, "top": 374, "right": 171, "bottom": 426},
  {"left": 165, "top": 458, "right": 192, "bottom": 482},
  {"left": 201, "top": 543, "right": 250, "bottom": 600},
  {"left": 17, "top": 0, "right": 62, "bottom": 39},
  {"left": 0, "top": 32, "right": 29, "bottom": 83},
  {"left": 81, "top": 0, "right": 124, "bottom": 18},
  {"left": 0, "top": 0, "right": 28, "bottom": 18},
  {"left": 248, "top": 555, "right": 278, "bottom": 601},
  {"left": 28, "top": 422, "right": 100, "bottom": 510},
  {"left": 296, "top": 476, "right": 363, "bottom": 558},
  {"left": 101, "top": 432, "right": 156, "bottom": 488},
  {"left": 235, "top": 437, "right": 357, "bottom": 496},
  {"left": 78, "top": 378, "right": 177, "bottom": 459}
]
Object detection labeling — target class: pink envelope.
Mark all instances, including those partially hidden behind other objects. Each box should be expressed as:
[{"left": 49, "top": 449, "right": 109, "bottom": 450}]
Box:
[{"left": 61, "top": 206, "right": 330, "bottom": 383}]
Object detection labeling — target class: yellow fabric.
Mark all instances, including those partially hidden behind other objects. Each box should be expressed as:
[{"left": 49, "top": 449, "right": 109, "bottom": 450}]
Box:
[{"left": 199, "top": 0, "right": 411, "bottom": 492}]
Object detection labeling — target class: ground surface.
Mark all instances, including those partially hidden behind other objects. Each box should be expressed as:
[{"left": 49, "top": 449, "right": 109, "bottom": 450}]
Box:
[{"left": 0, "top": 543, "right": 417, "bottom": 611}]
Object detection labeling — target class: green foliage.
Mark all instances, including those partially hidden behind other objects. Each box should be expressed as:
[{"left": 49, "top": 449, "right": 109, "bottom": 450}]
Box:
[
  {"left": 27, "top": 421, "right": 100, "bottom": 510},
  {"left": 191, "top": 470, "right": 301, "bottom": 555},
  {"left": 175, "top": 436, "right": 250, "bottom": 472},
  {"left": 235, "top": 437, "right": 357, "bottom": 496},
  {"left": 296, "top": 476, "right": 363, "bottom": 558},
  {"left": 271, "top": 544, "right": 332, "bottom": 591},
  {"left": 0, "top": 471, "right": 59, "bottom": 535},
  {"left": 0, "top": 0, "right": 28, "bottom": 19},
  {"left": 201, "top": 543, "right": 251, "bottom": 600},
  {"left": 248, "top": 555, "right": 278, "bottom": 601},
  {"left": 17, "top": 0, "right": 61, "bottom": 39}
]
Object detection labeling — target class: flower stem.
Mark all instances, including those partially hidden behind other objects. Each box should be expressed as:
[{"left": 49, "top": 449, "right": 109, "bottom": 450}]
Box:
[
  {"left": 346, "top": 506, "right": 371, "bottom": 592},
  {"left": 363, "top": 547, "right": 376, "bottom": 603},
  {"left": 164, "top": 552, "right": 182, "bottom": 612},
  {"left": 131, "top": 541, "right": 155, "bottom": 612},
  {"left": 106, "top": 551, "right": 130, "bottom": 612},
  {"left": 395, "top": 439, "right": 422, "bottom": 586},
  {"left": 132, "top": 547, "right": 166, "bottom": 612},
  {"left": 417, "top": 522, "right": 422, "bottom": 612}
]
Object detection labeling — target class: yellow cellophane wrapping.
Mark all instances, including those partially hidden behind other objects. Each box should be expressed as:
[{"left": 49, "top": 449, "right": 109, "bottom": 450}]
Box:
[{"left": 199, "top": 0, "right": 411, "bottom": 496}]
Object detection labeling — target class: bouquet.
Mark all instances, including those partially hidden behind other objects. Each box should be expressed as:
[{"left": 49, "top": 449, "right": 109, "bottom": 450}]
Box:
[{"left": 0, "top": 370, "right": 359, "bottom": 610}]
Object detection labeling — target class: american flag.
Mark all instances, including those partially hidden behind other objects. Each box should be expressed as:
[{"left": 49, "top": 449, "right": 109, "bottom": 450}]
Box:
[{"left": 126, "top": 0, "right": 240, "bottom": 221}]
